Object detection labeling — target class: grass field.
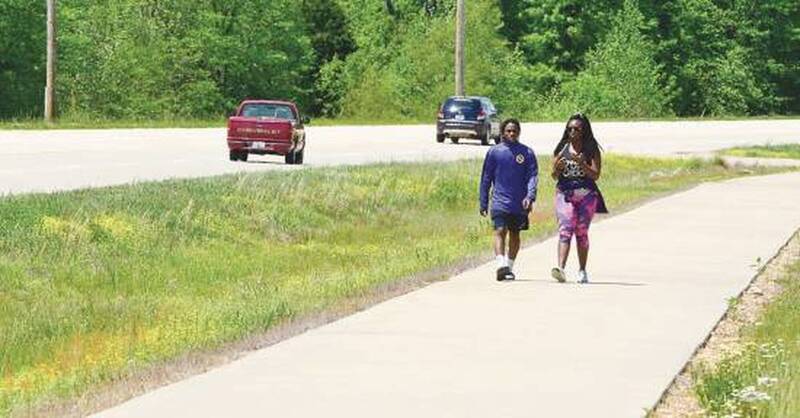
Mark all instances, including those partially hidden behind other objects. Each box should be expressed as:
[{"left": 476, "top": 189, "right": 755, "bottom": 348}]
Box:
[
  {"left": 694, "top": 257, "right": 800, "bottom": 417},
  {"left": 0, "top": 155, "right": 790, "bottom": 415},
  {"left": 0, "top": 116, "right": 430, "bottom": 130},
  {"left": 722, "top": 144, "right": 800, "bottom": 160},
  {"left": 0, "top": 117, "right": 226, "bottom": 130}
]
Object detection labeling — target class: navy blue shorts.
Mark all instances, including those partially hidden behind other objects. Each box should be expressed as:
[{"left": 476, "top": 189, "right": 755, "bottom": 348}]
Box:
[{"left": 491, "top": 211, "right": 529, "bottom": 231}]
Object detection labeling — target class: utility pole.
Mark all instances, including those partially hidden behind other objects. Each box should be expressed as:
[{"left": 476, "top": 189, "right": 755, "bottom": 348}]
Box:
[
  {"left": 44, "top": 0, "right": 57, "bottom": 122},
  {"left": 454, "top": 0, "right": 465, "bottom": 96}
]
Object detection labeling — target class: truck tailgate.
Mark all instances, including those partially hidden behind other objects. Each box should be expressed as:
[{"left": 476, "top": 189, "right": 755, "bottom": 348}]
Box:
[{"left": 227, "top": 117, "right": 293, "bottom": 142}]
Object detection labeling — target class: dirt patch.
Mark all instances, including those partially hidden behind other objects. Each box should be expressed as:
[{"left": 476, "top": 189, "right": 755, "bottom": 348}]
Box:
[{"left": 650, "top": 229, "right": 800, "bottom": 417}]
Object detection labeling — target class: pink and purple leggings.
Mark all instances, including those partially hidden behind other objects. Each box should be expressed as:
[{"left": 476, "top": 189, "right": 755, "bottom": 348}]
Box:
[{"left": 556, "top": 189, "right": 598, "bottom": 249}]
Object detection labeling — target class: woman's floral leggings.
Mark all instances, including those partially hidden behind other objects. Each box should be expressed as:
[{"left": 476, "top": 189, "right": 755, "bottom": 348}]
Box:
[{"left": 555, "top": 188, "right": 599, "bottom": 249}]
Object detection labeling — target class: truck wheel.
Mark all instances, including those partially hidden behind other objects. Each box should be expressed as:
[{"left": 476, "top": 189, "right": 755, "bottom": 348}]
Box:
[
  {"left": 450, "top": 137, "right": 459, "bottom": 144},
  {"left": 481, "top": 125, "right": 490, "bottom": 146},
  {"left": 240, "top": 151, "right": 248, "bottom": 162},
  {"left": 229, "top": 150, "right": 238, "bottom": 161},
  {"left": 436, "top": 134, "right": 445, "bottom": 143},
  {"left": 285, "top": 152, "right": 296, "bottom": 164},
  {"left": 295, "top": 149, "right": 304, "bottom": 165}
]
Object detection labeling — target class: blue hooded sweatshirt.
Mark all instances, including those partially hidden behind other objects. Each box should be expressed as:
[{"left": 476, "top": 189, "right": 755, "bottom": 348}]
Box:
[{"left": 479, "top": 139, "right": 538, "bottom": 215}]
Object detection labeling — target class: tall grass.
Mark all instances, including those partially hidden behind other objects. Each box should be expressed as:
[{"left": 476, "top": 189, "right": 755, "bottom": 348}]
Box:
[
  {"left": 694, "top": 260, "right": 800, "bottom": 417},
  {"left": 0, "top": 156, "right": 787, "bottom": 415}
]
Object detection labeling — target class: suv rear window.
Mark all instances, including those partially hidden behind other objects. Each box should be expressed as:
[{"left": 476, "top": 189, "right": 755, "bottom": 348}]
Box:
[
  {"left": 443, "top": 98, "right": 481, "bottom": 112},
  {"left": 240, "top": 103, "right": 296, "bottom": 120}
]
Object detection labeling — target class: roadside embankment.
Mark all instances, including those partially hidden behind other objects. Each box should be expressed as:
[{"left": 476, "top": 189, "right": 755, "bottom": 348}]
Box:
[{"left": 0, "top": 155, "right": 793, "bottom": 417}]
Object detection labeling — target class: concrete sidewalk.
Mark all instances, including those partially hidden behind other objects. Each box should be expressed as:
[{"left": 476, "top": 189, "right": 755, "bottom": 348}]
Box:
[{"left": 96, "top": 172, "right": 800, "bottom": 418}]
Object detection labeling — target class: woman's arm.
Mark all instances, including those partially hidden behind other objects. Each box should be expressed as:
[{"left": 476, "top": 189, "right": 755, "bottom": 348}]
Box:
[{"left": 579, "top": 152, "right": 602, "bottom": 180}]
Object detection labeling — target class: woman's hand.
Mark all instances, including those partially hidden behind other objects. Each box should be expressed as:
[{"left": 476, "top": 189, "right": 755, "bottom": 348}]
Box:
[{"left": 551, "top": 156, "right": 565, "bottom": 179}]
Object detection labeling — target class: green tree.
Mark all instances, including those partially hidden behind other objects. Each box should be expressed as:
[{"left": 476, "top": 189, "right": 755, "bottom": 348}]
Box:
[
  {"left": 302, "top": 0, "right": 355, "bottom": 64},
  {"left": 657, "top": 0, "right": 789, "bottom": 115},
  {"left": 700, "top": 45, "right": 765, "bottom": 115},
  {"left": 514, "top": 0, "right": 621, "bottom": 73},
  {"left": 731, "top": 0, "right": 800, "bottom": 113},
  {"left": 336, "top": 0, "right": 531, "bottom": 121},
  {"left": 1, "top": 0, "right": 797, "bottom": 120},
  {"left": 56, "top": 0, "right": 314, "bottom": 118},
  {"left": 549, "top": 0, "right": 670, "bottom": 119},
  {"left": 302, "top": 0, "right": 355, "bottom": 115},
  {"left": 313, "top": 0, "right": 404, "bottom": 117},
  {"left": 661, "top": 0, "right": 737, "bottom": 115},
  {"left": 0, "top": 0, "right": 45, "bottom": 118},
  {"left": 202, "top": 0, "right": 314, "bottom": 111}
]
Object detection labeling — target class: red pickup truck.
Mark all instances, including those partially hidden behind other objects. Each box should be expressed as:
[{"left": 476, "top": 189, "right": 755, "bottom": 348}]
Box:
[{"left": 227, "top": 100, "right": 308, "bottom": 164}]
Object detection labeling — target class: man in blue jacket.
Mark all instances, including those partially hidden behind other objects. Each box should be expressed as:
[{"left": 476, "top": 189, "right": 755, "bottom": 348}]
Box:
[{"left": 479, "top": 118, "right": 538, "bottom": 281}]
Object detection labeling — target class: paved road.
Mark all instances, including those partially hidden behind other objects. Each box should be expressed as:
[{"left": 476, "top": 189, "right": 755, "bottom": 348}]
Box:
[
  {"left": 1, "top": 120, "right": 798, "bottom": 195},
  {"left": 94, "top": 172, "right": 800, "bottom": 417}
]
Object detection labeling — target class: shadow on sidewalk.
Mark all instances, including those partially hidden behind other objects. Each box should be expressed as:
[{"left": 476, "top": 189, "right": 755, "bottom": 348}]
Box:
[
  {"left": 582, "top": 281, "right": 646, "bottom": 286},
  {"left": 510, "top": 278, "right": 647, "bottom": 286}
]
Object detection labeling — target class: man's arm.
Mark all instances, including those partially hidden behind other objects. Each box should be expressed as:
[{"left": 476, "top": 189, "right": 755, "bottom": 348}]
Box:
[
  {"left": 523, "top": 150, "right": 538, "bottom": 211},
  {"left": 479, "top": 149, "right": 495, "bottom": 215}
]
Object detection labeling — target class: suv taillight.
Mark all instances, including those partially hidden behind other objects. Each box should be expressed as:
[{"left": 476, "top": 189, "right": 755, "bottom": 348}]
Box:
[{"left": 477, "top": 109, "right": 486, "bottom": 120}]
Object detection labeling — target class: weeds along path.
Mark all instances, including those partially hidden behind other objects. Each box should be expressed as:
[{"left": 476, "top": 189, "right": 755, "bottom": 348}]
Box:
[{"left": 652, "top": 230, "right": 800, "bottom": 417}]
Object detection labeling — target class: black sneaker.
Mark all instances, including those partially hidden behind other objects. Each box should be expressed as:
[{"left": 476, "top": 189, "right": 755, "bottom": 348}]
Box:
[
  {"left": 505, "top": 270, "right": 516, "bottom": 281},
  {"left": 496, "top": 266, "right": 510, "bottom": 281}
]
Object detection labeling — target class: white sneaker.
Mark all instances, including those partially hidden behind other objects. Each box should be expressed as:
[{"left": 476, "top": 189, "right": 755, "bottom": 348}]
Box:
[
  {"left": 551, "top": 267, "right": 567, "bottom": 283},
  {"left": 577, "top": 270, "right": 589, "bottom": 284}
]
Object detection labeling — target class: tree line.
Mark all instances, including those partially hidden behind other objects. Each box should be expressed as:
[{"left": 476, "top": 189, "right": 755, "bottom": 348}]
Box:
[{"left": 0, "top": 0, "right": 797, "bottom": 121}]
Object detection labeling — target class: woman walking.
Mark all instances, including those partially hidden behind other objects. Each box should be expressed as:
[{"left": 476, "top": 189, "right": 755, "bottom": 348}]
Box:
[{"left": 550, "top": 113, "right": 608, "bottom": 284}]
